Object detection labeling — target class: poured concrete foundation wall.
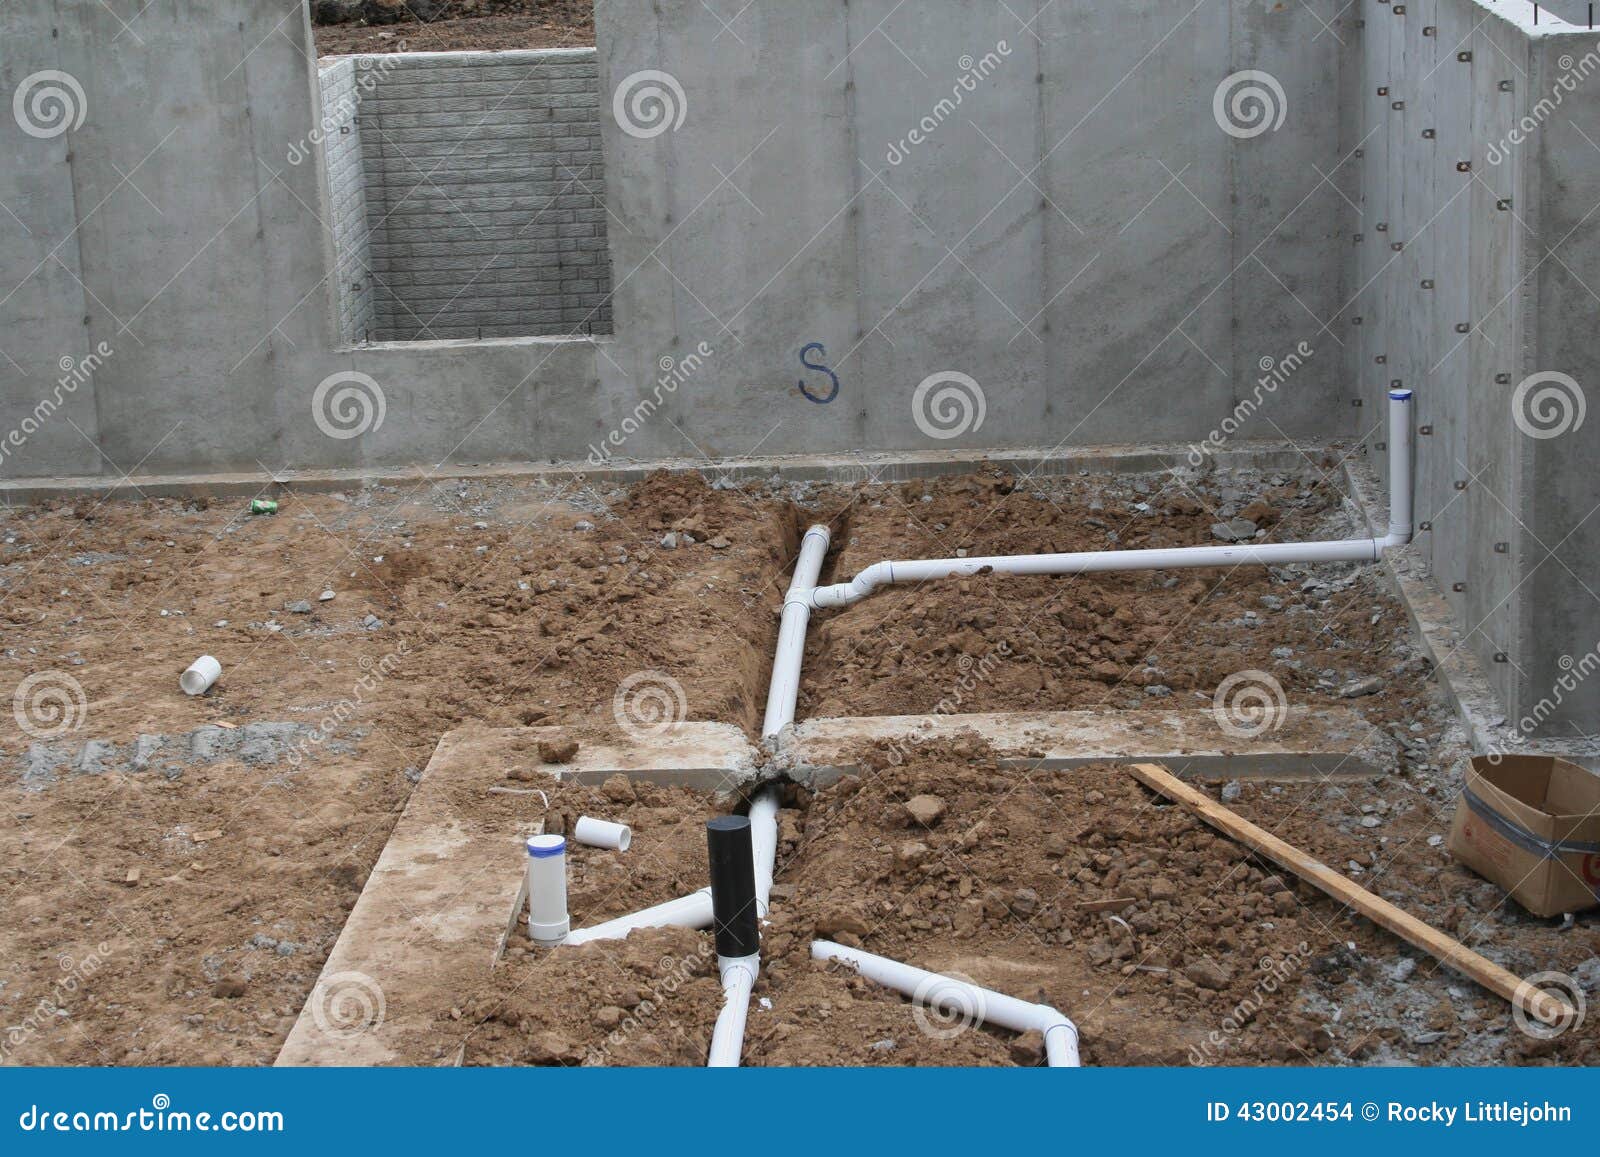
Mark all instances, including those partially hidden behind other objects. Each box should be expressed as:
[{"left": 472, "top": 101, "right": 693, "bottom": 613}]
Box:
[
  {"left": 592, "top": 0, "right": 1359, "bottom": 455},
  {"left": 1351, "top": 0, "right": 1600, "bottom": 736},
  {"left": 0, "top": 0, "right": 1595, "bottom": 739},
  {"left": 320, "top": 58, "right": 378, "bottom": 345},
  {"left": 354, "top": 49, "right": 613, "bottom": 341}
]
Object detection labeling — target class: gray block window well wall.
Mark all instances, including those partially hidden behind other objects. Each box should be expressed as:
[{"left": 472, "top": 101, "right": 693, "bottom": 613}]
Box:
[{"left": 318, "top": 48, "right": 614, "bottom": 344}]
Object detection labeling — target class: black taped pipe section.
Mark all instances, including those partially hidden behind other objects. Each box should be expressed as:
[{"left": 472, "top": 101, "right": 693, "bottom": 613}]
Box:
[{"left": 706, "top": 816, "right": 760, "bottom": 959}]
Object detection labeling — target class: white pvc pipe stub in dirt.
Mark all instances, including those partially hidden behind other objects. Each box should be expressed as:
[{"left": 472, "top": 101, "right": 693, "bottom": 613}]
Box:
[
  {"left": 573, "top": 816, "right": 631, "bottom": 852},
  {"left": 180, "top": 655, "right": 221, "bottom": 696},
  {"left": 525, "top": 834, "right": 570, "bottom": 945}
]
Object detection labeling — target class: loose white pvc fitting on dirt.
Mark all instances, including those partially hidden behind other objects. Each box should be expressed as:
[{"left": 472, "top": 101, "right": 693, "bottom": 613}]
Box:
[
  {"left": 573, "top": 815, "right": 632, "bottom": 852},
  {"left": 708, "top": 953, "right": 760, "bottom": 1068},
  {"left": 561, "top": 788, "right": 781, "bottom": 945},
  {"left": 803, "top": 392, "right": 1416, "bottom": 610},
  {"left": 811, "top": 940, "right": 1081, "bottom": 1067},
  {"left": 525, "top": 834, "right": 570, "bottom": 945},
  {"left": 1385, "top": 388, "right": 1414, "bottom": 547},
  {"left": 761, "top": 525, "right": 832, "bottom": 738},
  {"left": 180, "top": 655, "right": 222, "bottom": 696}
]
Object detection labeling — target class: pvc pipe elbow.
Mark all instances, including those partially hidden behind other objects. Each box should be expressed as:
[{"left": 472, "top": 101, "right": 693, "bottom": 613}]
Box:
[{"left": 808, "top": 561, "right": 892, "bottom": 608}]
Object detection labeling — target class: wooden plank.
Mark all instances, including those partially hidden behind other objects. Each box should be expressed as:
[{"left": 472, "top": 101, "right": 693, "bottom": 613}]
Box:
[{"left": 1127, "top": 762, "right": 1572, "bottom": 1027}]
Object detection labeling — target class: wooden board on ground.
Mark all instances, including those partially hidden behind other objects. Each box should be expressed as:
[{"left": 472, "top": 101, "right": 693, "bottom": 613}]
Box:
[
  {"left": 782, "top": 708, "right": 1394, "bottom": 785},
  {"left": 1127, "top": 761, "right": 1571, "bottom": 1027},
  {"left": 276, "top": 722, "right": 754, "bottom": 1065}
]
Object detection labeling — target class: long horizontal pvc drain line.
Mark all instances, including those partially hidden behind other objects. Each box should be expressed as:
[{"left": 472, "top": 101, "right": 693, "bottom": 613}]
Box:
[{"left": 556, "top": 390, "right": 1415, "bottom": 1067}]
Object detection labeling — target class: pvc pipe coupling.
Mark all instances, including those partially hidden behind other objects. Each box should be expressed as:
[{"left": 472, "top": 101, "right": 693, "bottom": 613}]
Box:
[
  {"left": 180, "top": 655, "right": 221, "bottom": 696},
  {"left": 573, "top": 815, "right": 632, "bottom": 852}
]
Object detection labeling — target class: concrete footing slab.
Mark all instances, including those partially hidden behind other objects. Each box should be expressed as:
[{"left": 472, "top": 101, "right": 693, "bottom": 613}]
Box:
[
  {"left": 279, "top": 706, "right": 1391, "bottom": 1063},
  {"left": 275, "top": 723, "right": 754, "bottom": 1065},
  {"left": 775, "top": 707, "right": 1395, "bottom": 786},
  {"left": 0, "top": 442, "right": 1331, "bottom": 505}
]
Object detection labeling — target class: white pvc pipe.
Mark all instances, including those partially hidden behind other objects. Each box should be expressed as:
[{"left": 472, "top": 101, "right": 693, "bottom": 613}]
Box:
[
  {"left": 707, "top": 954, "right": 759, "bottom": 1068},
  {"left": 562, "top": 887, "right": 712, "bottom": 946},
  {"left": 804, "top": 392, "right": 1415, "bottom": 609},
  {"left": 573, "top": 815, "right": 632, "bottom": 852},
  {"left": 561, "top": 788, "right": 780, "bottom": 945},
  {"left": 525, "top": 835, "right": 570, "bottom": 945},
  {"left": 180, "top": 655, "right": 222, "bottom": 696},
  {"left": 749, "top": 790, "right": 778, "bottom": 917},
  {"left": 806, "top": 538, "right": 1380, "bottom": 608},
  {"left": 761, "top": 525, "right": 832, "bottom": 738},
  {"left": 811, "top": 940, "right": 1081, "bottom": 1067},
  {"left": 1386, "top": 388, "right": 1414, "bottom": 547}
]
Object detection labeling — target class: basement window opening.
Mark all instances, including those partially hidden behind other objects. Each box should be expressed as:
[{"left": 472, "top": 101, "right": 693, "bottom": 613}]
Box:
[{"left": 316, "top": 47, "right": 616, "bottom": 346}]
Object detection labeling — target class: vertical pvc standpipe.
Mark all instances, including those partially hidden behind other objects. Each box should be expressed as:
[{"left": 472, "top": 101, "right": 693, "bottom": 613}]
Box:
[
  {"left": 761, "top": 525, "right": 832, "bottom": 740},
  {"left": 1386, "top": 388, "right": 1414, "bottom": 547},
  {"left": 525, "top": 834, "right": 570, "bottom": 946},
  {"left": 706, "top": 816, "right": 761, "bottom": 1068}
]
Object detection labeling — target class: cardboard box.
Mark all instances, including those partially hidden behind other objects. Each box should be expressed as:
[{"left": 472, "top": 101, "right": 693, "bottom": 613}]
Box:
[{"left": 1448, "top": 754, "right": 1600, "bottom": 917}]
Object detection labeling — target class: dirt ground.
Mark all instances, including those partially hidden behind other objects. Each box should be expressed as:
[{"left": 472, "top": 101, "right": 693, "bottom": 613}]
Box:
[
  {"left": 312, "top": 1, "right": 595, "bottom": 56},
  {"left": 1, "top": 465, "right": 1594, "bottom": 1065},
  {"left": 455, "top": 742, "right": 1599, "bottom": 1067}
]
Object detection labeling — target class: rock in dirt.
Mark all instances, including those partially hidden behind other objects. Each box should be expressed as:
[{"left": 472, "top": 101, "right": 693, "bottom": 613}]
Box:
[
  {"left": 903, "top": 794, "right": 947, "bottom": 827},
  {"left": 1009, "top": 1029, "right": 1045, "bottom": 1066},
  {"left": 537, "top": 736, "right": 580, "bottom": 764},
  {"left": 895, "top": 840, "right": 930, "bottom": 867},
  {"left": 814, "top": 906, "right": 871, "bottom": 938},
  {"left": 601, "top": 774, "right": 634, "bottom": 803},
  {"left": 211, "top": 979, "right": 247, "bottom": 999},
  {"left": 1012, "top": 887, "right": 1040, "bottom": 915},
  {"left": 1220, "top": 780, "right": 1242, "bottom": 804},
  {"left": 285, "top": 599, "right": 313, "bottom": 615},
  {"left": 1338, "top": 675, "right": 1386, "bottom": 698},
  {"left": 1185, "top": 959, "right": 1233, "bottom": 990},
  {"left": 1211, "top": 519, "right": 1258, "bottom": 543},
  {"left": 524, "top": 1030, "right": 584, "bottom": 1066}
]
